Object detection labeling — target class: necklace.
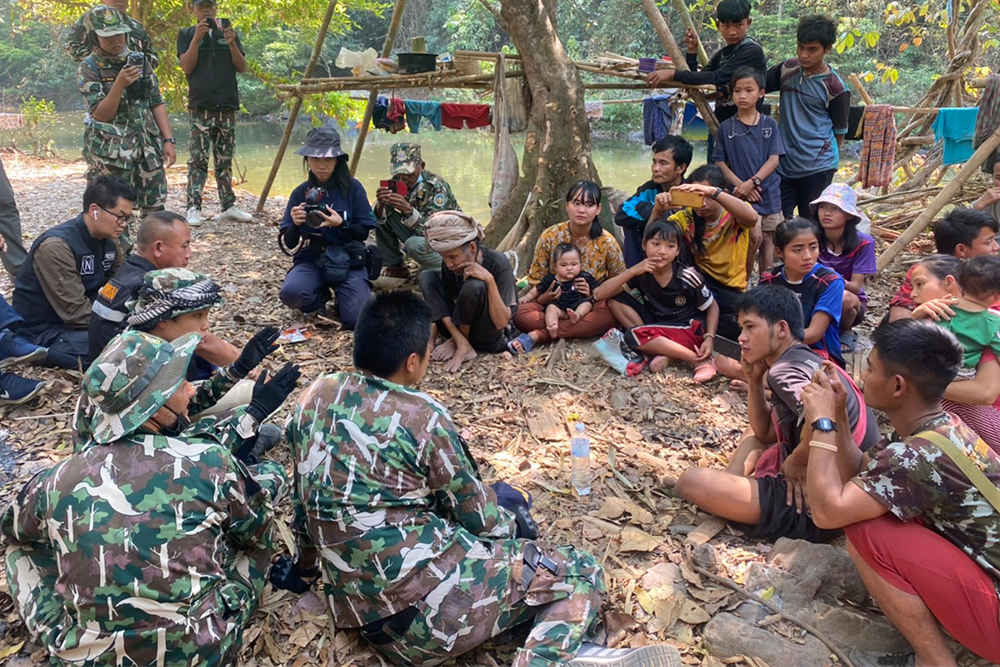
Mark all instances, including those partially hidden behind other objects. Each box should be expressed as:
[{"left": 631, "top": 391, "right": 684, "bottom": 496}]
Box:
[{"left": 728, "top": 112, "right": 759, "bottom": 139}]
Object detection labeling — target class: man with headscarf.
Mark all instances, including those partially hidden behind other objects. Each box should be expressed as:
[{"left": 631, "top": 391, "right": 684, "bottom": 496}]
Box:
[
  {"left": 418, "top": 211, "right": 517, "bottom": 373},
  {"left": 2, "top": 330, "right": 288, "bottom": 664}
]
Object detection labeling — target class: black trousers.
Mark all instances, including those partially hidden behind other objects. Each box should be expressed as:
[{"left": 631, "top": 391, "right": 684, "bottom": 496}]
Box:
[
  {"left": 418, "top": 271, "right": 507, "bottom": 353},
  {"left": 779, "top": 169, "right": 835, "bottom": 220}
]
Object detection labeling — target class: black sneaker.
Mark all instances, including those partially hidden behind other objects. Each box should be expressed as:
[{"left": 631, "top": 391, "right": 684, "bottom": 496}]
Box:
[
  {"left": 0, "top": 372, "right": 45, "bottom": 406},
  {"left": 0, "top": 331, "right": 47, "bottom": 370},
  {"left": 243, "top": 423, "right": 283, "bottom": 465},
  {"left": 849, "top": 650, "right": 916, "bottom": 667},
  {"left": 569, "top": 643, "right": 681, "bottom": 666}
]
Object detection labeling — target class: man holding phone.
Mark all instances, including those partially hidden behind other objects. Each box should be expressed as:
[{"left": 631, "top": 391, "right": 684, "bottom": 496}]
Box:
[
  {"left": 178, "top": 0, "right": 251, "bottom": 227},
  {"left": 374, "top": 143, "right": 460, "bottom": 278}
]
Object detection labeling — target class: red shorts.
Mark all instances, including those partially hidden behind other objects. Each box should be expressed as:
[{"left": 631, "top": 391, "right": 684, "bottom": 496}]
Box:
[
  {"left": 845, "top": 514, "right": 1000, "bottom": 663},
  {"left": 626, "top": 320, "right": 704, "bottom": 353}
]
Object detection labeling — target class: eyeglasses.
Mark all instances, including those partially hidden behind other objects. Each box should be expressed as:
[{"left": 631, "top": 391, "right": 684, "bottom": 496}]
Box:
[{"left": 100, "top": 207, "right": 136, "bottom": 226}]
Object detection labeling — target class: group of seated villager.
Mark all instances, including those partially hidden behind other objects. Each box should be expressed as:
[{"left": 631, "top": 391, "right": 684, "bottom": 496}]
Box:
[{"left": 6, "top": 0, "right": 1000, "bottom": 663}]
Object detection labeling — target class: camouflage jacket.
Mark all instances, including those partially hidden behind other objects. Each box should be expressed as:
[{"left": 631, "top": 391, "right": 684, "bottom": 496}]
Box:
[
  {"left": 1, "top": 432, "right": 281, "bottom": 665},
  {"left": 853, "top": 414, "right": 1000, "bottom": 580},
  {"left": 380, "top": 170, "right": 460, "bottom": 232},
  {"left": 288, "top": 371, "right": 516, "bottom": 628},
  {"left": 78, "top": 53, "right": 164, "bottom": 171},
  {"left": 65, "top": 11, "right": 160, "bottom": 68}
]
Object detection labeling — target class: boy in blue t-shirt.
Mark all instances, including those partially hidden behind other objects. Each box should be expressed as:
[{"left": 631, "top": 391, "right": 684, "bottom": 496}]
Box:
[
  {"left": 714, "top": 66, "right": 785, "bottom": 275},
  {"left": 765, "top": 14, "right": 850, "bottom": 220}
]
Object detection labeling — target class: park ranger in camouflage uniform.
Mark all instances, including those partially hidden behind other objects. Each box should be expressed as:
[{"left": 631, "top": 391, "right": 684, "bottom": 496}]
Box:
[
  {"left": 375, "top": 142, "right": 460, "bottom": 277},
  {"left": 77, "top": 6, "right": 176, "bottom": 248},
  {"left": 2, "top": 330, "right": 287, "bottom": 665},
  {"left": 65, "top": 0, "right": 160, "bottom": 68},
  {"left": 284, "top": 290, "right": 677, "bottom": 667}
]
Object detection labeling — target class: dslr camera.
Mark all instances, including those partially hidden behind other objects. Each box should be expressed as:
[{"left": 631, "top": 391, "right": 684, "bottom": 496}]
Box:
[{"left": 303, "top": 187, "right": 330, "bottom": 228}]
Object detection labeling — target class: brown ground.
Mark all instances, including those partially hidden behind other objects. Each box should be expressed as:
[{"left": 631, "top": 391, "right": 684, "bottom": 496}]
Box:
[{"left": 0, "top": 153, "right": 987, "bottom": 666}]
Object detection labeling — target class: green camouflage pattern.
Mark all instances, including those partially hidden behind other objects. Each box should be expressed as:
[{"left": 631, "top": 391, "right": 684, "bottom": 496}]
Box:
[
  {"left": 66, "top": 7, "right": 160, "bottom": 68},
  {"left": 83, "top": 6, "right": 131, "bottom": 36},
  {"left": 854, "top": 415, "right": 1000, "bottom": 579},
  {"left": 79, "top": 48, "right": 167, "bottom": 223},
  {"left": 81, "top": 330, "right": 201, "bottom": 445},
  {"left": 287, "top": 371, "right": 604, "bottom": 665},
  {"left": 186, "top": 109, "right": 237, "bottom": 211},
  {"left": 129, "top": 267, "right": 225, "bottom": 318},
  {"left": 376, "top": 169, "right": 460, "bottom": 265},
  {"left": 389, "top": 142, "right": 422, "bottom": 175},
  {"left": 1, "top": 430, "right": 287, "bottom": 665}
]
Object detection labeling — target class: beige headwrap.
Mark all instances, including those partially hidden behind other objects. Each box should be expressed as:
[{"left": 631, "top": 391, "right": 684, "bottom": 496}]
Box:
[{"left": 424, "top": 211, "right": 485, "bottom": 252}]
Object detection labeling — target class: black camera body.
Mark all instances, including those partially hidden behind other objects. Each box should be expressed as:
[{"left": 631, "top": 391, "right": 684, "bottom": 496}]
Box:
[
  {"left": 303, "top": 187, "right": 330, "bottom": 228},
  {"left": 127, "top": 51, "right": 144, "bottom": 70}
]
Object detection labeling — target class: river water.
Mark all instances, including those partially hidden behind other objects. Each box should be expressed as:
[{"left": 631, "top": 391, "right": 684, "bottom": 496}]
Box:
[{"left": 39, "top": 113, "right": 711, "bottom": 221}]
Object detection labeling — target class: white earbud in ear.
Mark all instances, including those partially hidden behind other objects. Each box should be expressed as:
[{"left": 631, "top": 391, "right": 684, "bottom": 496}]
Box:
[{"left": 92, "top": 210, "right": 97, "bottom": 220}]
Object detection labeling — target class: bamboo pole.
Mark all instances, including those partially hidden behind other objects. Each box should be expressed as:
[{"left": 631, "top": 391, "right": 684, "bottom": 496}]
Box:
[
  {"left": 640, "top": 0, "right": 719, "bottom": 138},
  {"left": 877, "top": 124, "right": 1000, "bottom": 271},
  {"left": 255, "top": 0, "right": 339, "bottom": 213},
  {"left": 350, "top": 0, "right": 409, "bottom": 175},
  {"left": 670, "top": 0, "right": 709, "bottom": 66},
  {"left": 849, "top": 73, "right": 875, "bottom": 105}
]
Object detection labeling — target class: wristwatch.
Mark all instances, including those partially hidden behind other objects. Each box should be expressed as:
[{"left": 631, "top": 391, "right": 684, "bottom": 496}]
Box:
[
  {"left": 163, "top": 137, "right": 176, "bottom": 144},
  {"left": 710, "top": 187, "right": 723, "bottom": 200},
  {"left": 752, "top": 176, "right": 762, "bottom": 186},
  {"left": 811, "top": 418, "right": 838, "bottom": 433}
]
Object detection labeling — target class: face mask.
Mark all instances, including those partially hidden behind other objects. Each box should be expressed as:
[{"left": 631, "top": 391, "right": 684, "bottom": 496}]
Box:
[{"left": 157, "top": 405, "right": 191, "bottom": 437}]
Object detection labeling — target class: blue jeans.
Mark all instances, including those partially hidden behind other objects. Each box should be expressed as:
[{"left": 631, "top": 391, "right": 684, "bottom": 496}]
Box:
[
  {"left": 0, "top": 294, "right": 23, "bottom": 331},
  {"left": 278, "top": 262, "right": 371, "bottom": 330}
]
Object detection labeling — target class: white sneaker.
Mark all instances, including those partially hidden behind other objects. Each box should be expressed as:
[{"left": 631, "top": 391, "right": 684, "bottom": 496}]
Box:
[
  {"left": 568, "top": 643, "right": 681, "bottom": 667},
  {"left": 186, "top": 207, "right": 202, "bottom": 227},
  {"left": 218, "top": 206, "right": 253, "bottom": 222}
]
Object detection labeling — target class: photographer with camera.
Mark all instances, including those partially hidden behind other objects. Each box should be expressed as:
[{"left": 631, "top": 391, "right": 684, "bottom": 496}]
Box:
[
  {"left": 77, "top": 6, "right": 174, "bottom": 250},
  {"left": 178, "top": 0, "right": 253, "bottom": 227},
  {"left": 278, "top": 127, "right": 377, "bottom": 330},
  {"left": 374, "top": 142, "right": 460, "bottom": 279}
]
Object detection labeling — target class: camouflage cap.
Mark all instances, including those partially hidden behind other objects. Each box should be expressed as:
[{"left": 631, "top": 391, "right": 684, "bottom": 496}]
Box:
[
  {"left": 83, "top": 330, "right": 201, "bottom": 444},
  {"left": 390, "top": 143, "right": 422, "bottom": 176},
  {"left": 85, "top": 6, "right": 133, "bottom": 37},
  {"left": 126, "top": 268, "right": 224, "bottom": 330}
]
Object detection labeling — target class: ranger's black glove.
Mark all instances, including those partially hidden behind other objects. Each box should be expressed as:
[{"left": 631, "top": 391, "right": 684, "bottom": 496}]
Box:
[
  {"left": 269, "top": 556, "right": 320, "bottom": 593},
  {"left": 230, "top": 326, "right": 281, "bottom": 379},
  {"left": 246, "top": 363, "right": 301, "bottom": 424},
  {"left": 491, "top": 481, "right": 539, "bottom": 539}
]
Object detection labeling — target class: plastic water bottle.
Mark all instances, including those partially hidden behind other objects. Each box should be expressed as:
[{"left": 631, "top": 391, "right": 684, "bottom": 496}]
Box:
[{"left": 571, "top": 423, "right": 592, "bottom": 496}]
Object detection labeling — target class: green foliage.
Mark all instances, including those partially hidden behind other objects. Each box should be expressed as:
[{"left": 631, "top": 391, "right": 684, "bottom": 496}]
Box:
[{"left": 5, "top": 96, "right": 58, "bottom": 156}]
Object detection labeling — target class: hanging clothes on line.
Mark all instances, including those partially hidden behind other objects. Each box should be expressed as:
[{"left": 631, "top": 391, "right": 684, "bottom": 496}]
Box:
[
  {"left": 441, "top": 103, "right": 492, "bottom": 129},
  {"left": 974, "top": 74, "right": 1000, "bottom": 172},
  {"left": 404, "top": 100, "right": 442, "bottom": 133},
  {"left": 372, "top": 96, "right": 406, "bottom": 133},
  {"left": 585, "top": 101, "right": 604, "bottom": 120},
  {"left": 932, "top": 107, "right": 979, "bottom": 165},
  {"left": 860, "top": 105, "right": 896, "bottom": 188},
  {"left": 642, "top": 95, "right": 675, "bottom": 146}
]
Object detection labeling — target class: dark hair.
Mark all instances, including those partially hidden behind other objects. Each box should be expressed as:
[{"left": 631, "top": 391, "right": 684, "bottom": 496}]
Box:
[
  {"left": 736, "top": 285, "right": 806, "bottom": 341},
  {"left": 651, "top": 135, "right": 693, "bottom": 170},
  {"left": 932, "top": 207, "right": 1000, "bottom": 255},
  {"left": 353, "top": 291, "right": 432, "bottom": 377},
  {"left": 552, "top": 242, "right": 582, "bottom": 264},
  {"left": 958, "top": 254, "right": 1000, "bottom": 299},
  {"left": 797, "top": 14, "right": 837, "bottom": 48},
  {"left": 135, "top": 211, "right": 186, "bottom": 252},
  {"left": 730, "top": 66, "right": 765, "bottom": 91},
  {"left": 643, "top": 217, "right": 684, "bottom": 245},
  {"left": 83, "top": 175, "right": 137, "bottom": 212},
  {"left": 304, "top": 154, "right": 353, "bottom": 197},
  {"left": 717, "top": 0, "right": 751, "bottom": 23},
  {"left": 566, "top": 180, "right": 604, "bottom": 239},
  {"left": 685, "top": 164, "right": 728, "bottom": 255},
  {"left": 871, "top": 319, "right": 962, "bottom": 403},
  {"left": 915, "top": 254, "right": 962, "bottom": 282},
  {"left": 774, "top": 217, "right": 821, "bottom": 250}
]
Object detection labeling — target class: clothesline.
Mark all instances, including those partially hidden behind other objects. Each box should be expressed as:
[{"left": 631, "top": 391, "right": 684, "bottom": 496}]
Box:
[{"left": 372, "top": 94, "right": 492, "bottom": 134}]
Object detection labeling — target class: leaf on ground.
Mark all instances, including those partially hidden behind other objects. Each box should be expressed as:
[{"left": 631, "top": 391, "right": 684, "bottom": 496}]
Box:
[
  {"left": 618, "top": 525, "right": 660, "bottom": 552},
  {"left": 0, "top": 642, "right": 25, "bottom": 660},
  {"left": 289, "top": 621, "right": 322, "bottom": 648},
  {"left": 636, "top": 587, "right": 655, "bottom": 614},
  {"left": 678, "top": 599, "right": 711, "bottom": 625}
]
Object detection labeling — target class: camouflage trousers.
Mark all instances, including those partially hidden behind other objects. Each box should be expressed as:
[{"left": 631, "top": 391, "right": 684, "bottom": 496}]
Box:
[
  {"left": 84, "top": 152, "right": 166, "bottom": 251},
  {"left": 362, "top": 540, "right": 605, "bottom": 667},
  {"left": 4, "top": 460, "right": 287, "bottom": 666},
  {"left": 186, "top": 108, "right": 237, "bottom": 211}
]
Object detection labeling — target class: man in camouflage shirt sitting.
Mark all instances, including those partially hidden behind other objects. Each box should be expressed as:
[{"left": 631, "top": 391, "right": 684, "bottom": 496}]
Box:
[
  {"left": 77, "top": 6, "right": 176, "bottom": 248},
  {"left": 375, "top": 142, "right": 460, "bottom": 278},
  {"left": 285, "top": 290, "right": 677, "bottom": 666},
  {"left": 2, "top": 330, "right": 287, "bottom": 664}
]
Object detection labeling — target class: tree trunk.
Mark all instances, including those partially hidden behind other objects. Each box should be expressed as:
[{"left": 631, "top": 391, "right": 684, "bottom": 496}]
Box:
[{"left": 485, "top": 0, "right": 603, "bottom": 271}]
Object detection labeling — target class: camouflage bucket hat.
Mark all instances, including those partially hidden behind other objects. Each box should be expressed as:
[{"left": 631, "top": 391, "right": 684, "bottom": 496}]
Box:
[
  {"left": 809, "top": 183, "right": 871, "bottom": 230},
  {"left": 86, "top": 6, "right": 133, "bottom": 37},
  {"left": 390, "top": 143, "right": 421, "bottom": 176},
  {"left": 126, "top": 268, "right": 224, "bottom": 331},
  {"left": 83, "top": 330, "right": 202, "bottom": 444}
]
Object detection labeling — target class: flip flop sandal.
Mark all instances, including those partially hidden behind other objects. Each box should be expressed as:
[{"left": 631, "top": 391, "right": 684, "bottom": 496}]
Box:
[
  {"left": 507, "top": 333, "right": 535, "bottom": 356},
  {"left": 841, "top": 332, "right": 858, "bottom": 354}
]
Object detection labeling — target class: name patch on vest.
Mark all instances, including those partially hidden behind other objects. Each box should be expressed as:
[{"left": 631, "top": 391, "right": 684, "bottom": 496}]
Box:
[
  {"left": 81, "top": 255, "right": 95, "bottom": 275},
  {"left": 103, "top": 250, "right": 116, "bottom": 271}
]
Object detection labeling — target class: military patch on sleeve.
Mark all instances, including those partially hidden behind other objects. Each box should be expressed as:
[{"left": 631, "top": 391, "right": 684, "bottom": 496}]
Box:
[
  {"left": 433, "top": 193, "right": 446, "bottom": 207},
  {"left": 99, "top": 282, "right": 119, "bottom": 301}
]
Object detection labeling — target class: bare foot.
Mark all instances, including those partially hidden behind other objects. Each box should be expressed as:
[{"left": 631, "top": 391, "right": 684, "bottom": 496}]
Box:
[
  {"left": 649, "top": 355, "right": 672, "bottom": 373},
  {"left": 714, "top": 355, "right": 745, "bottom": 381},
  {"left": 431, "top": 339, "right": 456, "bottom": 362},
  {"left": 693, "top": 360, "right": 717, "bottom": 384},
  {"left": 729, "top": 379, "right": 749, "bottom": 393},
  {"left": 444, "top": 344, "right": 477, "bottom": 373},
  {"left": 546, "top": 322, "right": 560, "bottom": 339},
  {"left": 568, "top": 308, "right": 581, "bottom": 324}
]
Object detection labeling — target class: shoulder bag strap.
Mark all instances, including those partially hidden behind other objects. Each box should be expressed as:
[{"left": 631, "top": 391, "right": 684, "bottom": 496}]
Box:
[{"left": 921, "top": 430, "right": 1000, "bottom": 514}]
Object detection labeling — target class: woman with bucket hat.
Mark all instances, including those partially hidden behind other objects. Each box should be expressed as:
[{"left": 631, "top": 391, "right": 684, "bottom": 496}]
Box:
[{"left": 278, "top": 127, "right": 377, "bottom": 330}]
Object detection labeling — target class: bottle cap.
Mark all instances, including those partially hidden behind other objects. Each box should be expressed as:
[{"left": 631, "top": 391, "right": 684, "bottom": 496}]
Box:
[{"left": 575, "top": 422, "right": 585, "bottom": 432}]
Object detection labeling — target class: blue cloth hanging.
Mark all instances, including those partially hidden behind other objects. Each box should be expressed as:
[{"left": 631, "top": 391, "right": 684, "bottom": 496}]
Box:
[
  {"left": 404, "top": 100, "right": 442, "bottom": 133},
  {"left": 932, "top": 107, "right": 979, "bottom": 165},
  {"left": 642, "top": 95, "right": 674, "bottom": 146}
]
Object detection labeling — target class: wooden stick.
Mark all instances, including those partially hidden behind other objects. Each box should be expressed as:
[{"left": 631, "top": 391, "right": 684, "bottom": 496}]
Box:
[
  {"left": 670, "top": 0, "right": 709, "bottom": 66},
  {"left": 877, "top": 123, "right": 1000, "bottom": 271},
  {"left": 849, "top": 73, "right": 874, "bottom": 105},
  {"left": 349, "top": 0, "right": 409, "bottom": 175},
  {"left": 255, "top": 0, "right": 339, "bottom": 212},
  {"left": 640, "top": 0, "right": 719, "bottom": 138}
]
